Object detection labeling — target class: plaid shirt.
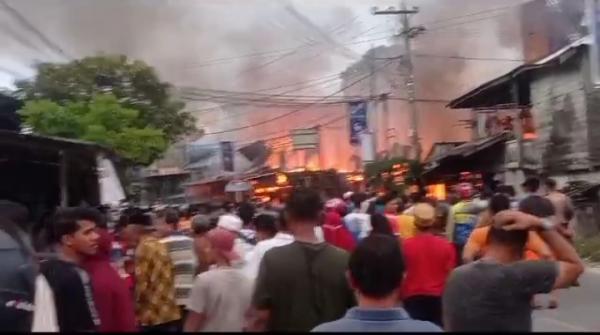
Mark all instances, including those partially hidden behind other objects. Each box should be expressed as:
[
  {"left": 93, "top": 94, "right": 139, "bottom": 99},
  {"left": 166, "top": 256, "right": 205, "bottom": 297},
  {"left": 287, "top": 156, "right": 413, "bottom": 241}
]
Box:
[{"left": 134, "top": 236, "right": 181, "bottom": 326}]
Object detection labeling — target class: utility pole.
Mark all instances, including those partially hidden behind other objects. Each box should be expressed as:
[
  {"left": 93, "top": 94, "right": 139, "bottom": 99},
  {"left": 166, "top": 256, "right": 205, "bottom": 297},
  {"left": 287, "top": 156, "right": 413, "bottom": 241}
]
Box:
[
  {"left": 368, "top": 47, "right": 379, "bottom": 155},
  {"left": 380, "top": 93, "right": 390, "bottom": 153},
  {"left": 372, "top": 1, "right": 422, "bottom": 161}
]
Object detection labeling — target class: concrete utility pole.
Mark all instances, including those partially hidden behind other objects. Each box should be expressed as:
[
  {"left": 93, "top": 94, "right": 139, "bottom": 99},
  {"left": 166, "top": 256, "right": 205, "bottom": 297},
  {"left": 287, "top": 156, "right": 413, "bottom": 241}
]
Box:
[
  {"left": 368, "top": 47, "right": 379, "bottom": 155},
  {"left": 372, "top": 0, "right": 422, "bottom": 161}
]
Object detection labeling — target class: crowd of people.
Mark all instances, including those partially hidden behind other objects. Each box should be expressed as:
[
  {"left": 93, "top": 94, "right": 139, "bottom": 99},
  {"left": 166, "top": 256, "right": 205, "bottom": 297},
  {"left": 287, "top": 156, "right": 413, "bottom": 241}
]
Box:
[{"left": 0, "top": 176, "right": 585, "bottom": 332}]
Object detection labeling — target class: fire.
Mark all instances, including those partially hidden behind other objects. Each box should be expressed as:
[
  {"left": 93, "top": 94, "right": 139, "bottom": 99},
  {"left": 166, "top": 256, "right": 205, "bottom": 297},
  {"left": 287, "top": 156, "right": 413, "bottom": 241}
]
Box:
[{"left": 426, "top": 184, "right": 447, "bottom": 200}]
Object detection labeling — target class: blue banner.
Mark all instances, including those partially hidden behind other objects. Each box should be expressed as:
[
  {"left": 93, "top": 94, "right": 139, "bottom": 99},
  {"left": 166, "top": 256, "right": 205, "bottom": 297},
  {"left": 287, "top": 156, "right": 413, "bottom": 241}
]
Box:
[{"left": 349, "top": 101, "right": 368, "bottom": 145}]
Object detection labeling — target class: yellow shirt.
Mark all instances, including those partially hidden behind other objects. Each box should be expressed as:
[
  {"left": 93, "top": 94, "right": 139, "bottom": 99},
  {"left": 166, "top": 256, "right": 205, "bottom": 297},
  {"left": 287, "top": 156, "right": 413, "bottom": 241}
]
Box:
[
  {"left": 134, "top": 236, "right": 181, "bottom": 326},
  {"left": 395, "top": 214, "right": 417, "bottom": 239}
]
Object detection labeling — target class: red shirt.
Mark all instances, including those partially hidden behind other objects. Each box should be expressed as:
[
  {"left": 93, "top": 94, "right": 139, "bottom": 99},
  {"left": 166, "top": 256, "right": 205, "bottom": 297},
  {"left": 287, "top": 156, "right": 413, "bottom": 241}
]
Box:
[
  {"left": 323, "top": 211, "right": 356, "bottom": 252},
  {"left": 401, "top": 233, "right": 456, "bottom": 298}
]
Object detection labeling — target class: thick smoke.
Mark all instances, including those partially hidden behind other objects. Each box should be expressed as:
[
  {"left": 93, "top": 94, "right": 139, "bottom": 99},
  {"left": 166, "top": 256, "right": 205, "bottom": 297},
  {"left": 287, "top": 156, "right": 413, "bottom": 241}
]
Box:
[
  {"left": 2, "top": 0, "right": 533, "bottom": 170},
  {"left": 407, "top": 0, "right": 527, "bottom": 151}
]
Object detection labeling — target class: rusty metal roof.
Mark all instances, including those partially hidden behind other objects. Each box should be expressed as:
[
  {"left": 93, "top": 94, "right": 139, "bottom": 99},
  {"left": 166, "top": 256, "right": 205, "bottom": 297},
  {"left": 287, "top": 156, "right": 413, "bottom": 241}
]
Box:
[{"left": 448, "top": 36, "right": 591, "bottom": 109}]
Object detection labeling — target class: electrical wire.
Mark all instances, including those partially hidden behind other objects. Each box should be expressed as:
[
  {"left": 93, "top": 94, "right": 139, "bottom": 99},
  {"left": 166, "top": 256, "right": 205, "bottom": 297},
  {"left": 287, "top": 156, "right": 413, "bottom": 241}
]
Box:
[
  {"left": 201, "top": 60, "right": 394, "bottom": 136},
  {"left": 418, "top": 3, "right": 522, "bottom": 27},
  {"left": 0, "top": 0, "right": 72, "bottom": 60},
  {"left": 183, "top": 72, "right": 344, "bottom": 114}
]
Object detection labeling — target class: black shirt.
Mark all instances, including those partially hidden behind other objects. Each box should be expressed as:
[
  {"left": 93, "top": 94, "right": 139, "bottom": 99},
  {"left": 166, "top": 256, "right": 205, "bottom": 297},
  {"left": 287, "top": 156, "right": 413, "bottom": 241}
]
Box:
[{"left": 40, "top": 259, "right": 100, "bottom": 332}]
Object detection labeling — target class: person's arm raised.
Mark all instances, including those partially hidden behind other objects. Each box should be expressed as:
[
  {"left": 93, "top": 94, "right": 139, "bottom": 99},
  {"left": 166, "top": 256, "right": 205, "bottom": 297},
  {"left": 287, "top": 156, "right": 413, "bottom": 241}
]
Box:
[{"left": 494, "top": 210, "right": 584, "bottom": 289}]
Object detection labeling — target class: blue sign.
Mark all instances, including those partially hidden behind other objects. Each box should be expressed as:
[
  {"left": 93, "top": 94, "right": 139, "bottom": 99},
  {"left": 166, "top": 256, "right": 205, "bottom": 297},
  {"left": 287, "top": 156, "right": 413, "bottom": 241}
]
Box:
[{"left": 349, "top": 101, "right": 368, "bottom": 145}]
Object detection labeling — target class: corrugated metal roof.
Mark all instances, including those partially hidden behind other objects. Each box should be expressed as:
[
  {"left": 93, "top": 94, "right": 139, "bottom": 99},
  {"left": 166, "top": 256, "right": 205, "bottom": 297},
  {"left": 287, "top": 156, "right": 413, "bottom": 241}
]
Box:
[
  {"left": 448, "top": 36, "right": 591, "bottom": 109},
  {"left": 0, "top": 129, "right": 111, "bottom": 153},
  {"left": 424, "top": 132, "right": 512, "bottom": 173}
]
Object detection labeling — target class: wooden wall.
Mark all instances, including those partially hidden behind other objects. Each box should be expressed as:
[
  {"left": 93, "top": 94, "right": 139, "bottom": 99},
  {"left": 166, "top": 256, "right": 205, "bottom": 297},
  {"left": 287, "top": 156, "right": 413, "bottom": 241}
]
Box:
[{"left": 529, "top": 51, "right": 590, "bottom": 173}]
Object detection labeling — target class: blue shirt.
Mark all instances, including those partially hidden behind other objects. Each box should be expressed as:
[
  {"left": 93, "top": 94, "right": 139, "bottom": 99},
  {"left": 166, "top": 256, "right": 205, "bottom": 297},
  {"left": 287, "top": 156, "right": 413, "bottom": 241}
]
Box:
[{"left": 311, "top": 307, "right": 442, "bottom": 332}]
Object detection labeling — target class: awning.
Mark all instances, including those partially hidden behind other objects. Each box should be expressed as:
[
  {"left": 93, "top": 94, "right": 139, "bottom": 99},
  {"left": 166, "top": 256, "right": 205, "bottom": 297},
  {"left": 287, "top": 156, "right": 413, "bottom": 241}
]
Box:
[
  {"left": 225, "top": 180, "right": 252, "bottom": 192},
  {"left": 424, "top": 132, "right": 513, "bottom": 175}
]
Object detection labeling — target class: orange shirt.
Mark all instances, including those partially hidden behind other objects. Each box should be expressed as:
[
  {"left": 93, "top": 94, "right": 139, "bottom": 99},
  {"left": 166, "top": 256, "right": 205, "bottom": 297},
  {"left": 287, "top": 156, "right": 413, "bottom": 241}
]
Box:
[
  {"left": 463, "top": 226, "right": 551, "bottom": 261},
  {"left": 386, "top": 214, "right": 417, "bottom": 240}
]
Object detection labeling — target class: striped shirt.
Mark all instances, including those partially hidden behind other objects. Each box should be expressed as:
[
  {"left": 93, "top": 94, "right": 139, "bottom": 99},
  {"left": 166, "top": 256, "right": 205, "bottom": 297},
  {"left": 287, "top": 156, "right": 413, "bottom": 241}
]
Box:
[{"left": 160, "top": 233, "right": 197, "bottom": 306}]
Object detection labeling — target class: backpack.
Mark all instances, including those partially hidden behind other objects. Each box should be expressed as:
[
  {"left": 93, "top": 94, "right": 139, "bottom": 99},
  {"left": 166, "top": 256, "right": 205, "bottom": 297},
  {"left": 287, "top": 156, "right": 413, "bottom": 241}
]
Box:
[{"left": 0, "top": 226, "right": 37, "bottom": 332}]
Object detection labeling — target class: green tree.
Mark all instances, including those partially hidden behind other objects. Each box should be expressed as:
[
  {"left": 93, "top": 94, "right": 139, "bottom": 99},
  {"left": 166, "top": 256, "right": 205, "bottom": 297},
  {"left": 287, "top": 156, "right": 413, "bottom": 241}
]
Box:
[
  {"left": 20, "top": 94, "right": 167, "bottom": 165},
  {"left": 16, "top": 54, "right": 195, "bottom": 143}
]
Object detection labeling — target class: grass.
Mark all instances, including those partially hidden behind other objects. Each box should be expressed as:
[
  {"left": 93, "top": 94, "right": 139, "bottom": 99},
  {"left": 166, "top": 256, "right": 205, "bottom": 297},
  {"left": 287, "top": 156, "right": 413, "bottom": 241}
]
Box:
[{"left": 575, "top": 235, "right": 600, "bottom": 264}]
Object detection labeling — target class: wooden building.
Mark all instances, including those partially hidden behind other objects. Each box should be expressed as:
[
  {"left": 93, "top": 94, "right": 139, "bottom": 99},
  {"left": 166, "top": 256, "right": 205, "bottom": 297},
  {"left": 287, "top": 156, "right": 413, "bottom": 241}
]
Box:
[
  {"left": 445, "top": 36, "right": 600, "bottom": 235},
  {"left": 447, "top": 36, "right": 600, "bottom": 187}
]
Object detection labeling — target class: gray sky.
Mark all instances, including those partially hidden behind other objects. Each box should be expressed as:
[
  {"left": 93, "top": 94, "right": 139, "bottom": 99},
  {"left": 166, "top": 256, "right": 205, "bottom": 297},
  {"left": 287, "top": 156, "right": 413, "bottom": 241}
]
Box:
[
  {"left": 0, "top": 0, "right": 531, "bottom": 159},
  {"left": 0, "top": 0, "right": 526, "bottom": 91}
]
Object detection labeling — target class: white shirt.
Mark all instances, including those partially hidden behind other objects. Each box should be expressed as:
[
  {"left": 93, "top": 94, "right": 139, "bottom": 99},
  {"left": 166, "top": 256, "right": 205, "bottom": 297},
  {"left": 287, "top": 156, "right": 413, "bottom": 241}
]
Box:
[
  {"left": 242, "top": 232, "right": 294, "bottom": 280},
  {"left": 314, "top": 226, "right": 325, "bottom": 243},
  {"left": 187, "top": 267, "right": 252, "bottom": 332},
  {"left": 32, "top": 275, "right": 58, "bottom": 332},
  {"left": 344, "top": 212, "right": 371, "bottom": 240}
]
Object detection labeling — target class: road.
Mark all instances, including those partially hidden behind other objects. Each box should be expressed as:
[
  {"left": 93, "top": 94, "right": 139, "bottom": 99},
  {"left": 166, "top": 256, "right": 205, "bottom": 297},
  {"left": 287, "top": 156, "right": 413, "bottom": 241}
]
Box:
[{"left": 533, "top": 269, "right": 600, "bottom": 332}]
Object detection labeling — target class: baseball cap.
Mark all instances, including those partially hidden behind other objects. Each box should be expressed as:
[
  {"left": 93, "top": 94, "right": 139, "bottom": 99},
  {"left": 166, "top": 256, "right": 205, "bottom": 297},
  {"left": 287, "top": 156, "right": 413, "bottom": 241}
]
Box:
[
  {"left": 207, "top": 227, "right": 240, "bottom": 262},
  {"left": 413, "top": 203, "right": 436, "bottom": 228},
  {"left": 217, "top": 214, "right": 243, "bottom": 232}
]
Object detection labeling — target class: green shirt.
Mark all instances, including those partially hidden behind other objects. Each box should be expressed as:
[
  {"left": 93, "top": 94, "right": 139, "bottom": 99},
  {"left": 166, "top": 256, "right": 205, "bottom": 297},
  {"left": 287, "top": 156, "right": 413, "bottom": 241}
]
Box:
[{"left": 253, "top": 241, "right": 356, "bottom": 332}]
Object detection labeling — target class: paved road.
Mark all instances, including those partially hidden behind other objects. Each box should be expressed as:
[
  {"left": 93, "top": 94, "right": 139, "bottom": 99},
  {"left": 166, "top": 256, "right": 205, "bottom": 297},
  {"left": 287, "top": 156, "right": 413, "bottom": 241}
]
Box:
[{"left": 533, "top": 269, "right": 600, "bottom": 332}]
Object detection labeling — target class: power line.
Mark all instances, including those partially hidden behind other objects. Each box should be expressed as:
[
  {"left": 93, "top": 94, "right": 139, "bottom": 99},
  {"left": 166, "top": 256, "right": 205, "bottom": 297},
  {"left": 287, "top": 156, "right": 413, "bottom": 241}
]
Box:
[
  {"left": 181, "top": 18, "right": 385, "bottom": 117},
  {"left": 181, "top": 26, "right": 395, "bottom": 70},
  {"left": 182, "top": 72, "right": 344, "bottom": 114},
  {"left": 418, "top": 3, "right": 520, "bottom": 27},
  {"left": 201, "top": 60, "right": 394, "bottom": 136},
  {"left": 0, "top": 0, "right": 72, "bottom": 60},
  {"left": 179, "top": 4, "right": 522, "bottom": 71},
  {"left": 413, "top": 53, "right": 524, "bottom": 62},
  {"left": 234, "top": 14, "right": 364, "bottom": 79},
  {"left": 425, "top": 11, "right": 511, "bottom": 33}
]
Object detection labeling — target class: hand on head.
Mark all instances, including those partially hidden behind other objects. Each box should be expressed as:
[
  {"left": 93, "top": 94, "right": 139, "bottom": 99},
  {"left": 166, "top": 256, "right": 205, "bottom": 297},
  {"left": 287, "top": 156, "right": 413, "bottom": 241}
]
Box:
[{"left": 492, "top": 210, "right": 540, "bottom": 231}]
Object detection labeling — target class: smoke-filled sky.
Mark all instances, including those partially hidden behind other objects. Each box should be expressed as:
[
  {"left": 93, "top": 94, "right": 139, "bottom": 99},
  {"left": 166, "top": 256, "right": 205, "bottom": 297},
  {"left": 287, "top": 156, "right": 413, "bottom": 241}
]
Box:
[{"left": 1, "top": 0, "right": 538, "bottom": 169}]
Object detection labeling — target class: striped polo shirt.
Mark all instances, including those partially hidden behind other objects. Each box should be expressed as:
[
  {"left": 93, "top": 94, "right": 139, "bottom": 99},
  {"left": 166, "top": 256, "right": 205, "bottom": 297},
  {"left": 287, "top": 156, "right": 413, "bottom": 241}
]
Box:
[{"left": 160, "top": 233, "right": 197, "bottom": 306}]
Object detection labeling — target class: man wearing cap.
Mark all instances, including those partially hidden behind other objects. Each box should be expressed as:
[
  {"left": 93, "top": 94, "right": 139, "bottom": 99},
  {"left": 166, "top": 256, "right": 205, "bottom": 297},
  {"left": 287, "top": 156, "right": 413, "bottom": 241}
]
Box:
[
  {"left": 217, "top": 214, "right": 255, "bottom": 264},
  {"left": 401, "top": 203, "right": 456, "bottom": 327},
  {"left": 184, "top": 228, "right": 253, "bottom": 332}
]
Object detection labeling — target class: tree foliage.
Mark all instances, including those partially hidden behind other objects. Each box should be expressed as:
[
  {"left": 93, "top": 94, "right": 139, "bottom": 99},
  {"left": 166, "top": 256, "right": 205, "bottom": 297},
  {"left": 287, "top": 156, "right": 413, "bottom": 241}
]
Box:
[
  {"left": 16, "top": 55, "right": 195, "bottom": 144},
  {"left": 20, "top": 94, "right": 167, "bottom": 165}
]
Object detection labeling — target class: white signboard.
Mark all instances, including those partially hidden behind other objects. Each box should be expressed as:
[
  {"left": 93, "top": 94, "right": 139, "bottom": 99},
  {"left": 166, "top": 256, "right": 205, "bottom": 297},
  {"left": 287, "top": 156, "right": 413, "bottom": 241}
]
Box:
[
  {"left": 360, "top": 131, "right": 375, "bottom": 164},
  {"left": 291, "top": 128, "right": 320, "bottom": 150}
]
